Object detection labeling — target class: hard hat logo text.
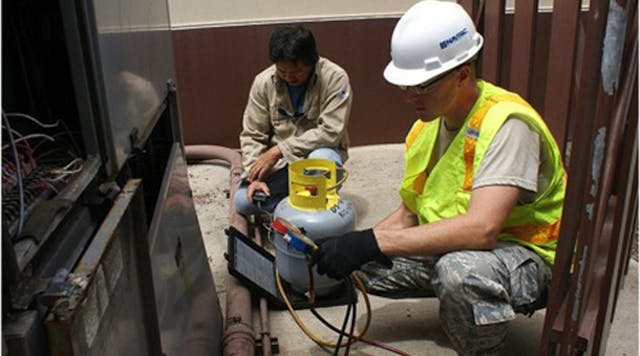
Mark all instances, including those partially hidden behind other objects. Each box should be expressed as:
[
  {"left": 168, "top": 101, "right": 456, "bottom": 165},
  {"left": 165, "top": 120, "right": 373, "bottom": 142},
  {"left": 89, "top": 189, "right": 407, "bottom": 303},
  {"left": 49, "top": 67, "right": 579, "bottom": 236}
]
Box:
[{"left": 439, "top": 28, "right": 469, "bottom": 50}]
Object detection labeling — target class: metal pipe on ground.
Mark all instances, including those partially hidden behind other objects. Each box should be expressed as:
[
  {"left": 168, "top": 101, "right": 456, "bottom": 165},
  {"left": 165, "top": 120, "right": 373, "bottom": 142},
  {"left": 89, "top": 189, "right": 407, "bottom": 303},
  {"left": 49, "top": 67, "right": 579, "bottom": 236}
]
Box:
[
  {"left": 184, "top": 145, "right": 259, "bottom": 356},
  {"left": 254, "top": 224, "right": 273, "bottom": 356}
]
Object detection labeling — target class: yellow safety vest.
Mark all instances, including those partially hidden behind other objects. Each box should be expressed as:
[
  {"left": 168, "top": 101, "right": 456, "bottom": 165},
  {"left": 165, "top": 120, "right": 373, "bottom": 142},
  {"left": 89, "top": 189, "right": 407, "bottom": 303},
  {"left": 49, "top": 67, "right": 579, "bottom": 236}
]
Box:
[{"left": 399, "top": 81, "right": 566, "bottom": 265}]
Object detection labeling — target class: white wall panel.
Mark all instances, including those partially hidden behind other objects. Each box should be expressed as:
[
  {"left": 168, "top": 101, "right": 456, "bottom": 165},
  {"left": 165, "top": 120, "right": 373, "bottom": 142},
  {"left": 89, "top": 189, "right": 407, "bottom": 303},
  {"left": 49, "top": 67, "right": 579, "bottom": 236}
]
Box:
[
  {"left": 167, "top": 0, "right": 587, "bottom": 30},
  {"left": 168, "top": 0, "right": 434, "bottom": 29}
]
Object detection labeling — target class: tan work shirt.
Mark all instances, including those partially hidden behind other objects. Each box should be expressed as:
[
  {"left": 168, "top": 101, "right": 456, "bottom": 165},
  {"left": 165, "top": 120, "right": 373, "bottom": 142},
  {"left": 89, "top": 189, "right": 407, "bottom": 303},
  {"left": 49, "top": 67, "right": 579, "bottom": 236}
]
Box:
[{"left": 239, "top": 57, "right": 352, "bottom": 173}]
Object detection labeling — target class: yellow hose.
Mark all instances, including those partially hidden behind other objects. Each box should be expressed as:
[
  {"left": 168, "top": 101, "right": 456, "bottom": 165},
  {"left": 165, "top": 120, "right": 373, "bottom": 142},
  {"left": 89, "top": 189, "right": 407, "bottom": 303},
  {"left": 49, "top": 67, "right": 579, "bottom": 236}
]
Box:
[{"left": 274, "top": 268, "right": 371, "bottom": 348}]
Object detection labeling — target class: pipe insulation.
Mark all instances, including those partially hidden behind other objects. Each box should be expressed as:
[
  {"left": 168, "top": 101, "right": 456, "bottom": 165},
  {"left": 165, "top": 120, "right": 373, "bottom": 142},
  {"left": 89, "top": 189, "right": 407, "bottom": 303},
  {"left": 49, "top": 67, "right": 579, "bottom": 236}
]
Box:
[{"left": 184, "top": 145, "right": 256, "bottom": 356}]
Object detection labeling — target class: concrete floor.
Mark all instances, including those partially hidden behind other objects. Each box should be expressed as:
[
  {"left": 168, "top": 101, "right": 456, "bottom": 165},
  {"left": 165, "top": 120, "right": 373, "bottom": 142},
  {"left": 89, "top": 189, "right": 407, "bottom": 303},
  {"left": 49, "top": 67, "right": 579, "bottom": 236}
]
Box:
[{"left": 188, "top": 144, "right": 638, "bottom": 355}]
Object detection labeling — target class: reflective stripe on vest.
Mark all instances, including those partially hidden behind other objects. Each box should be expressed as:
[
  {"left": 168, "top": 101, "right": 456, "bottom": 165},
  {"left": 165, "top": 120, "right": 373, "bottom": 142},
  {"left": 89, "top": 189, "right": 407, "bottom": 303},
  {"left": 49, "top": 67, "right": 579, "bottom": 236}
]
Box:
[
  {"left": 462, "top": 93, "right": 533, "bottom": 190},
  {"left": 503, "top": 220, "right": 561, "bottom": 244},
  {"left": 405, "top": 120, "right": 426, "bottom": 150}
]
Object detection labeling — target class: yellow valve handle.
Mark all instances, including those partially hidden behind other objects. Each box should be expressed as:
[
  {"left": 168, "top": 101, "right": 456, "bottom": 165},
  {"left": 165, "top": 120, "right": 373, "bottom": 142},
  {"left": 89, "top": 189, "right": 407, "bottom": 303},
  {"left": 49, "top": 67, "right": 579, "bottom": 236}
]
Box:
[{"left": 288, "top": 158, "right": 347, "bottom": 211}]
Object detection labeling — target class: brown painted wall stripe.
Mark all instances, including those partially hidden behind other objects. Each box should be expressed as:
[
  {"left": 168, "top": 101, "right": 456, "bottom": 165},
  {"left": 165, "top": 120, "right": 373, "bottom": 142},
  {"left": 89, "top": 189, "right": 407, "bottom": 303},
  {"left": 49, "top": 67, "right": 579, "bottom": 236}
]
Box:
[{"left": 172, "top": 15, "right": 560, "bottom": 149}]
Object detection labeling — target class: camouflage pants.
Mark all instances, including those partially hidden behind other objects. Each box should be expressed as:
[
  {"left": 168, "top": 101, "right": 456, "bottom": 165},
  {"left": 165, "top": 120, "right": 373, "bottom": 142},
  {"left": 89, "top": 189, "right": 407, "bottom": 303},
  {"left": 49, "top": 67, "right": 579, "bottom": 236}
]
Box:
[{"left": 355, "top": 242, "right": 551, "bottom": 356}]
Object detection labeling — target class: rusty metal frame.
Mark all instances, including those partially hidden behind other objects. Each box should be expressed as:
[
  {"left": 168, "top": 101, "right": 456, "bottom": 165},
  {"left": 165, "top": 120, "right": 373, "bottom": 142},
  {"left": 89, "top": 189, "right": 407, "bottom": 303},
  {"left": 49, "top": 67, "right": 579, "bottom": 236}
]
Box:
[
  {"left": 558, "top": 0, "right": 614, "bottom": 350},
  {"left": 509, "top": 0, "right": 539, "bottom": 99},
  {"left": 457, "top": 1, "right": 638, "bottom": 354},
  {"left": 459, "top": 0, "right": 483, "bottom": 25},
  {"left": 538, "top": 0, "right": 638, "bottom": 354},
  {"left": 542, "top": 1, "right": 582, "bottom": 154},
  {"left": 479, "top": 0, "right": 505, "bottom": 83}
]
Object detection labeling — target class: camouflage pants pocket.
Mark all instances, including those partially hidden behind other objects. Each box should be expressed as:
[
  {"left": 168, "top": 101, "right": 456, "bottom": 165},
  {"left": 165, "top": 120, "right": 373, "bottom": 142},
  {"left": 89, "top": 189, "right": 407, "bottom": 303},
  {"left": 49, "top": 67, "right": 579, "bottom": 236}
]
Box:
[
  {"left": 432, "top": 245, "right": 549, "bottom": 355},
  {"left": 502, "top": 245, "right": 551, "bottom": 315},
  {"left": 432, "top": 250, "right": 516, "bottom": 326},
  {"left": 451, "top": 244, "right": 550, "bottom": 325}
]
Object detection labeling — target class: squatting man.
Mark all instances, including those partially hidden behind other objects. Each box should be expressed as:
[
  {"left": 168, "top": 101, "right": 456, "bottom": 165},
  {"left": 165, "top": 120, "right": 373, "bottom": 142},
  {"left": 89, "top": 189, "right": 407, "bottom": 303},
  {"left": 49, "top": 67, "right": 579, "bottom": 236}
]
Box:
[{"left": 313, "top": 1, "right": 566, "bottom": 355}]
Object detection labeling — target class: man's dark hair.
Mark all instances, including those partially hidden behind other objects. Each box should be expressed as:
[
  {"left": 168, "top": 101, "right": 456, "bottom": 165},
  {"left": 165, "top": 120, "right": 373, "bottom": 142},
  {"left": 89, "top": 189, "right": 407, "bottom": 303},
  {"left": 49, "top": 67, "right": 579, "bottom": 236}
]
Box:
[{"left": 269, "top": 25, "right": 319, "bottom": 65}]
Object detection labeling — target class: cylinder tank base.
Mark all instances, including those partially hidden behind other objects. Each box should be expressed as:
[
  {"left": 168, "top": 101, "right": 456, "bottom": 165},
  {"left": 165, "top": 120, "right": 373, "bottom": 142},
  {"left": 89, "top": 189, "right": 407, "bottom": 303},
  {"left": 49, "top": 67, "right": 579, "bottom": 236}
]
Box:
[{"left": 275, "top": 275, "right": 358, "bottom": 310}]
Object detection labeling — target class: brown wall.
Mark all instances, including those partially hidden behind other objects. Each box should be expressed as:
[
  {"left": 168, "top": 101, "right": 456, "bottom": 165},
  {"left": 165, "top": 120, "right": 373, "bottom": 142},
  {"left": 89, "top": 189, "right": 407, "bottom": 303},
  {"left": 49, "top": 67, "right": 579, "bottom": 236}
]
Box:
[{"left": 172, "top": 14, "right": 554, "bottom": 148}]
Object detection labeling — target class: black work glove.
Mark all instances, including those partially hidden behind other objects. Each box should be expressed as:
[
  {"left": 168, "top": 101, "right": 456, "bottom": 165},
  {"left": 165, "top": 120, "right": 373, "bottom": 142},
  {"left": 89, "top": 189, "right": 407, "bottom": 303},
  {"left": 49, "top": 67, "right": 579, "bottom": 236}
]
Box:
[{"left": 313, "top": 229, "right": 392, "bottom": 280}]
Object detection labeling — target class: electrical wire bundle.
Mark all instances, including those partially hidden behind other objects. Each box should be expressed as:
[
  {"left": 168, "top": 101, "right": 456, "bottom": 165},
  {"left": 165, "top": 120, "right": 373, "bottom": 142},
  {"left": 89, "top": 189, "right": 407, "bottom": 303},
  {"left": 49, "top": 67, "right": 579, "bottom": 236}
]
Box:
[
  {"left": 270, "top": 217, "right": 411, "bottom": 356},
  {"left": 2, "top": 111, "right": 83, "bottom": 239}
]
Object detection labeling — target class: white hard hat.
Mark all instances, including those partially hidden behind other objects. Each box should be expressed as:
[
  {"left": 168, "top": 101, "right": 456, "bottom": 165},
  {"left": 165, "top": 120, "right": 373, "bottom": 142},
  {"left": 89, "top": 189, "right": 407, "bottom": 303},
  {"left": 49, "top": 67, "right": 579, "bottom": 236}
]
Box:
[{"left": 384, "top": 0, "right": 484, "bottom": 86}]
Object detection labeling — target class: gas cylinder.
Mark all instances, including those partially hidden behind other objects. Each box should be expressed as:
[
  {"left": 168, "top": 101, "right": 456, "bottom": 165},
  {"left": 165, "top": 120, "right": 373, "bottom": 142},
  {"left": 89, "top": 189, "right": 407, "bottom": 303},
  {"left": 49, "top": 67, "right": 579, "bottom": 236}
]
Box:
[{"left": 272, "top": 158, "right": 356, "bottom": 296}]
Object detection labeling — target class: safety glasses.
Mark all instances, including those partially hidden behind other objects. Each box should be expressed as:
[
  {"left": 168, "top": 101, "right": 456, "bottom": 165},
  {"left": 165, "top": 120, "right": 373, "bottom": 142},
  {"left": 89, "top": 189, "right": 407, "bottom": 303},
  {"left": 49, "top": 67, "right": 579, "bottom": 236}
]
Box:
[{"left": 398, "top": 68, "right": 457, "bottom": 94}]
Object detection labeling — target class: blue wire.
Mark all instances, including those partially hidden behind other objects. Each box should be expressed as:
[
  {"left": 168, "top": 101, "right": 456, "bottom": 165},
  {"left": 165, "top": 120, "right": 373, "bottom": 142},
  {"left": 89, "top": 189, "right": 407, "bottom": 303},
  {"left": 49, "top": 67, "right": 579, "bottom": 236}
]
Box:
[{"left": 3, "top": 110, "right": 26, "bottom": 235}]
